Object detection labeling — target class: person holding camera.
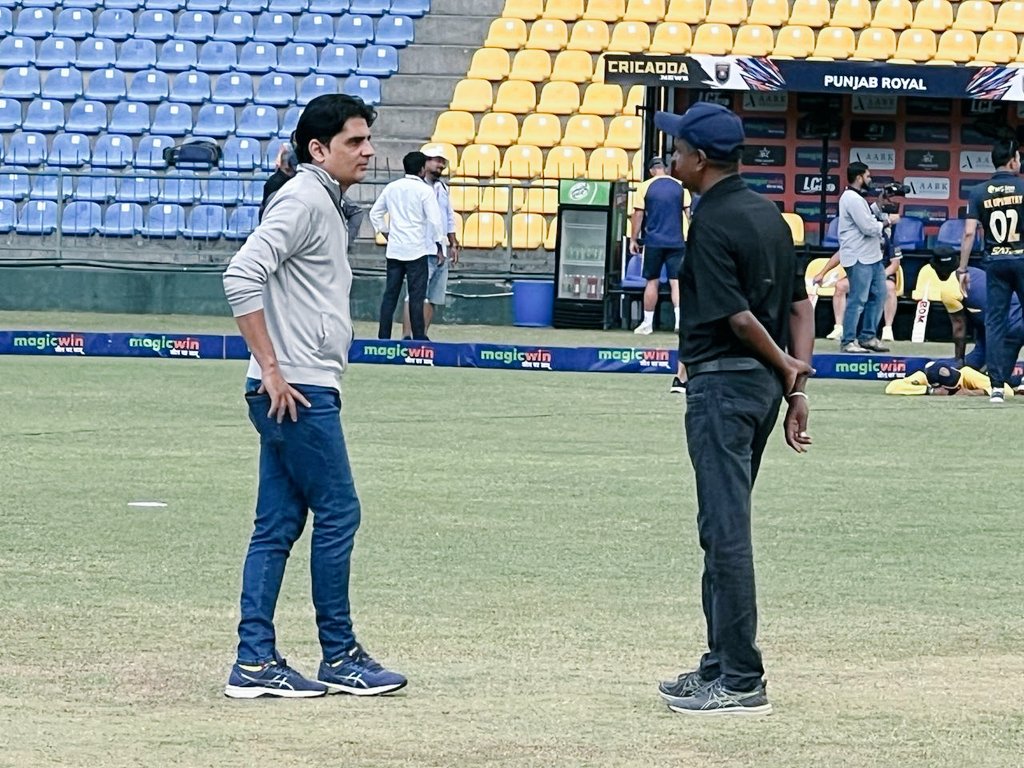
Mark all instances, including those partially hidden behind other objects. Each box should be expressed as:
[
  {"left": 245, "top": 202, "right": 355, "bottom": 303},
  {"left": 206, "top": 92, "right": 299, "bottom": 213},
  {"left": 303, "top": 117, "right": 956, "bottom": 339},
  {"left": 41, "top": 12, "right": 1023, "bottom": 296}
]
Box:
[{"left": 837, "top": 162, "right": 899, "bottom": 353}]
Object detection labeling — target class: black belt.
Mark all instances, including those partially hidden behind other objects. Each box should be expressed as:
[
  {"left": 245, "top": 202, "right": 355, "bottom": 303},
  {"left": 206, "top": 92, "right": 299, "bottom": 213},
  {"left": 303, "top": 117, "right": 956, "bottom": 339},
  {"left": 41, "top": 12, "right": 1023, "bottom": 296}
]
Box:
[{"left": 686, "top": 357, "right": 768, "bottom": 377}]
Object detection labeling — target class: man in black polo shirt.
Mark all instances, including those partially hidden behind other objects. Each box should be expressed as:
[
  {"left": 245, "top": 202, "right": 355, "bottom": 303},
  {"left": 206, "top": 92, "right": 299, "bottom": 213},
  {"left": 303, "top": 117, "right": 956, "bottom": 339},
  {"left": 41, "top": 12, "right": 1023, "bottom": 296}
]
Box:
[{"left": 653, "top": 102, "right": 815, "bottom": 717}]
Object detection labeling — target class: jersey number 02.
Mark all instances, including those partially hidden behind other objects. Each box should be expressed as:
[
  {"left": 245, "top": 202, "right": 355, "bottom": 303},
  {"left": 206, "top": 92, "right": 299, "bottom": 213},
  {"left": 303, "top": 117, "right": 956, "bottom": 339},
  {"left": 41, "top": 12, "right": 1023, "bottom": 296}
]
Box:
[{"left": 989, "top": 209, "right": 1021, "bottom": 244}]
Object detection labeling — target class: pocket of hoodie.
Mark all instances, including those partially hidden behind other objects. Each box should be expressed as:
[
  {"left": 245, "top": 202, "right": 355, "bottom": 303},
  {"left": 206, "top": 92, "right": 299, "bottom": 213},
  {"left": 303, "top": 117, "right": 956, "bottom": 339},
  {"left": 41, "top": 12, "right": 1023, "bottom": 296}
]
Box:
[{"left": 315, "top": 312, "right": 348, "bottom": 363}]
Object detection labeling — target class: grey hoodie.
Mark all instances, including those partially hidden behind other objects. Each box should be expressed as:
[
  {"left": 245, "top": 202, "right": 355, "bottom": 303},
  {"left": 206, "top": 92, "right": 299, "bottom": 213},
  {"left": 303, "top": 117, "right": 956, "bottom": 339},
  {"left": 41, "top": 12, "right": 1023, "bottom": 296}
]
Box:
[{"left": 223, "top": 164, "right": 354, "bottom": 390}]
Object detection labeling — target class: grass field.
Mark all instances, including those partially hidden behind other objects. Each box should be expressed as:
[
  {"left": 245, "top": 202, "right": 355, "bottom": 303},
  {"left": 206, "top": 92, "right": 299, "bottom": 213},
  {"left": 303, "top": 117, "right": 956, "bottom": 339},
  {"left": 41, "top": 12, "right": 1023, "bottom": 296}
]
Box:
[{"left": 3, "top": 312, "right": 1023, "bottom": 768}]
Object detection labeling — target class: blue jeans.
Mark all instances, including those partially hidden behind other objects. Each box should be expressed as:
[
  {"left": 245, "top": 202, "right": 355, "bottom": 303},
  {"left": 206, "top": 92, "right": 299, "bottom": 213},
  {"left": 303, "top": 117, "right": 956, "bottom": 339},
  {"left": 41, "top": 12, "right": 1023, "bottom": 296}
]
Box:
[
  {"left": 984, "top": 257, "right": 1024, "bottom": 388},
  {"left": 236, "top": 378, "right": 361, "bottom": 665},
  {"left": 841, "top": 261, "right": 887, "bottom": 345},
  {"left": 684, "top": 366, "right": 782, "bottom": 691}
]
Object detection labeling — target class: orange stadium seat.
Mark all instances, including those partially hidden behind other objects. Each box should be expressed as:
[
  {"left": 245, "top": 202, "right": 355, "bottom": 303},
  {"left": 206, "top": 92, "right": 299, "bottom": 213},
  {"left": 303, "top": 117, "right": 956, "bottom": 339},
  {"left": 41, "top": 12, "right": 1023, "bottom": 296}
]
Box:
[
  {"left": 609, "top": 21, "right": 652, "bottom": 51},
  {"left": 996, "top": 2, "right": 1024, "bottom": 34},
  {"left": 520, "top": 112, "right": 562, "bottom": 146},
  {"left": 706, "top": 0, "right": 747, "bottom": 25},
  {"left": 499, "top": 144, "right": 544, "bottom": 178},
  {"left": 665, "top": 0, "right": 706, "bottom": 24},
  {"left": 432, "top": 111, "right": 476, "bottom": 144},
  {"left": 450, "top": 79, "right": 493, "bottom": 111},
  {"left": 537, "top": 81, "right": 581, "bottom": 113},
  {"left": 913, "top": 0, "right": 954, "bottom": 32},
  {"left": 476, "top": 112, "right": 520, "bottom": 146},
  {"left": 580, "top": 83, "right": 625, "bottom": 115},
  {"left": 936, "top": 28, "right": 978, "bottom": 61},
  {"left": 544, "top": 145, "right": 588, "bottom": 178},
  {"left": 891, "top": 28, "right": 937, "bottom": 61},
  {"left": 789, "top": 0, "right": 831, "bottom": 28},
  {"left": 567, "top": 19, "right": 611, "bottom": 51},
  {"left": 509, "top": 49, "right": 553, "bottom": 81},
  {"left": 543, "top": 217, "right": 557, "bottom": 249},
  {"left": 587, "top": 147, "right": 630, "bottom": 180},
  {"left": 625, "top": 0, "right": 666, "bottom": 23},
  {"left": 583, "top": 0, "right": 626, "bottom": 22},
  {"left": 977, "top": 30, "right": 1018, "bottom": 63},
  {"left": 604, "top": 115, "right": 643, "bottom": 149},
  {"left": 690, "top": 22, "right": 733, "bottom": 54},
  {"left": 458, "top": 144, "right": 502, "bottom": 176},
  {"left": 550, "top": 50, "right": 594, "bottom": 82},
  {"left": 514, "top": 183, "right": 559, "bottom": 214},
  {"left": 492, "top": 80, "right": 537, "bottom": 113},
  {"left": 448, "top": 177, "right": 481, "bottom": 212},
  {"left": 953, "top": 1, "right": 995, "bottom": 32},
  {"left": 630, "top": 151, "right": 643, "bottom": 182},
  {"left": 562, "top": 114, "right": 607, "bottom": 148},
  {"left": 623, "top": 85, "right": 645, "bottom": 115},
  {"left": 542, "top": 0, "right": 584, "bottom": 20},
  {"left": 810, "top": 26, "right": 856, "bottom": 59},
  {"left": 732, "top": 24, "right": 775, "bottom": 55},
  {"left": 649, "top": 21, "right": 693, "bottom": 53},
  {"left": 747, "top": 0, "right": 789, "bottom": 26},
  {"left": 462, "top": 212, "right": 507, "bottom": 248},
  {"left": 853, "top": 27, "right": 898, "bottom": 60},
  {"left": 467, "top": 48, "right": 511, "bottom": 81},
  {"left": 873, "top": 0, "right": 913, "bottom": 30},
  {"left": 484, "top": 17, "right": 528, "bottom": 48},
  {"left": 773, "top": 25, "right": 816, "bottom": 57},
  {"left": 526, "top": 19, "right": 569, "bottom": 50},
  {"left": 831, "top": 0, "right": 872, "bottom": 28},
  {"left": 782, "top": 213, "right": 805, "bottom": 247},
  {"left": 502, "top": 0, "right": 544, "bottom": 20},
  {"left": 511, "top": 212, "right": 547, "bottom": 248},
  {"left": 477, "top": 178, "right": 513, "bottom": 213}
]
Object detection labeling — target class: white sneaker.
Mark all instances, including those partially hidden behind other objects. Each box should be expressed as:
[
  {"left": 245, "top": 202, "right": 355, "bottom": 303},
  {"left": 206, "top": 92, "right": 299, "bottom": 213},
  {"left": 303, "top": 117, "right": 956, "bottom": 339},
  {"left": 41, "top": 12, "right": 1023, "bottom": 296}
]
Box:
[
  {"left": 825, "top": 325, "right": 843, "bottom": 341},
  {"left": 673, "top": 324, "right": 679, "bottom": 333},
  {"left": 634, "top": 323, "right": 653, "bottom": 335},
  {"left": 881, "top": 326, "right": 895, "bottom": 342}
]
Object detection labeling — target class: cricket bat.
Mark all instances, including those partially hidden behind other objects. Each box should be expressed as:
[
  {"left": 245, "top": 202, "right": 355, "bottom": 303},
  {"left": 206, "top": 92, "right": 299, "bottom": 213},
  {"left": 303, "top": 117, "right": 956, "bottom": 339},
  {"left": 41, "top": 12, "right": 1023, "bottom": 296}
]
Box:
[
  {"left": 807, "top": 272, "right": 840, "bottom": 311},
  {"left": 912, "top": 280, "right": 931, "bottom": 343}
]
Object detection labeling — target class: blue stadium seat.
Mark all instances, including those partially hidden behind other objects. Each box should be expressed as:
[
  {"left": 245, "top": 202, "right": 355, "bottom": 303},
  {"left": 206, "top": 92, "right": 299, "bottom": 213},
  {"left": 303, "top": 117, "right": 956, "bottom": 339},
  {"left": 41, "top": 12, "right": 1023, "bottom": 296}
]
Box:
[
  {"left": 254, "top": 12, "right": 294, "bottom": 43},
  {"left": 357, "top": 44, "right": 398, "bottom": 76},
  {"left": 42, "top": 67, "right": 85, "bottom": 101},
  {"left": 51, "top": 133, "right": 91, "bottom": 167},
  {"left": 375, "top": 14, "right": 414, "bottom": 46},
  {"left": 62, "top": 201, "right": 103, "bottom": 235},
  {"left": 389, "top": 0, "right": 429, "bottom": 17},
  {"left": 310, "top": 0, "right": 350, "bottom": 12},
  {"left": 894, "top": 217, "right": 925, "bottom": 251},
  {"left": 3, "top": 67, "right": 41, "bottom": 99},
  {"left": 0, "top": 5, "right": 9, "bottom": 33},
  {"left": 269, "top": 0, "right": 308, "bottom": 11},
  {"left": 936, "top": 219, "right": 982, "bottom": 252},
  {"left": 335, "top": 15, "right": 373, "bottom": 45},
  {"left": 136, "top": 10, "right": 175, "bottom": 41},
  {"left": 279, "top": 105, "right": 301, "bottom": 138},
  {"left": 222, "top": 136, "right": 262, "bottom": 170},
  {"left": 54, "top": 8, "right": 94, "bottom": 39},
  {"left": 109, "top": 103, "right": 150, "bottom": 135},
  {"left": 194, "top": 103, "right": 236, "bottom": 136},
  {"left": 0, "top": 98, "right": 22, "bottom": 132},
  {"left": 198, "top": 40, "right": 239, "bottom": 72},
  {"left": 225, "top": 205, "right": 260, "bottom": 238},
  {"left": 159, "top": 171, "right": 200, "bottom": 204},
  {"left": 183, "top": 203, "right": 227, "bottom": 238},
  {"left": 8, "top": 132, "right": 47, "bottom": 165},
  {"left": 237, "top": 104, "right": 278, "bottom": 138},
  {"left": 151, "top": 102, "right": 194, "bottom": 136},
  {"left": 295, "top": 13, "right": 335, "bottom": 44},
  {"left": 0, "top": 199, "right": 16, "bottom": 234},
  {"left": 0, "top": 36, "right": 34, "bottom": 67},
  {"left": 37, "top": 37, "right": 77, "bottom": 68},
  {"left": 318, "top": 43, "right": 358, "bottom": 75},
  {"left": 263, "top": 137, "right": 287, "bottom": 170},
  {"left": 822, "top": 217, "right": 840, "bottom": 249},
  {"left": 342, "top": 76, "right": 381, "bottom": 105},
  {"left": 128, "top": 70, "right": 170, "bottom": 102},
  {"left": 102, "top": 202, "right": 145, "bottom": 236},
  {"left": 32, "top": 172, "right": 72, "bottom": 201},
  {"left": 202, "top": 172, "right": 242, "bottom": 204},
  {"left": 0, "top": 167, "right": 31, "bottom": 201},
  {"left": 228, "top": 0, "right": 269, "bottom": 10},
  {"left": 85, "top": 68, "right": 128, "bottom": 101},
  {"left": 238, "top": 41, "right": 277, "bottom": 73},
  {"left": 75, "top": 175, "right": 118, "bottom": 203},
  {"left": 279, "top": 42, "right": 318, "bottom": 74},
  {"left": 241, "top": 179, "right": 262, "bottom": 204},
  {"left": 78, "top": 37, "right": 118, "bottom": 69},
  {"left": 187, "top": 0, "right": 229, "bottom": 9},
  {"left": 349, "top": 0, "right": 391, "bottom": 15},
  {"left": 214, "top": 11, "right": 254, "bottom": 41},
  {"left": 136, "top": 135, "right": 175, "bottom": 169},
  {"left": 23, "top": 99, "right": 66, "bottom": 133},
  {"left": 141, "top": 203, "right": 187, "bottom": 237},
  {"left": 104, "top": 0, "right": 144, "bottom": 9},
  {"left": 92, "top": 133, "right": 134, "bottom": 167},
  {"left": 66, "top": 100, "right": 107, "bottom": 134},
  {"left": 171, "top": 71, "right": 212, "bottom": 103},
  {"left": 95, "top": 9, "right": 136, "bottom": 41},
  {"left": 148, "top": 0, "right": 186, "bottom": 8},
  {"left": 117, "top": 174, "right": 160, "bottom": 203},
  {"left": 117, "top": 39, "right": 158, "bottom": 70},
  {"left": 212, "top": 71, "right": 254, "bottom": 103},
  {"left": 177, "top": 11, "right": 217, "bottom": 41},
  {"left": 298, "top": 73, "right": 337, "bottom": 105},
  {"left": 14, "top": 8, "right": 54, "bottom": 39},
  {"left": 159, "top": 40, "right": 199, "bottom": 71},
  {"left": 16, "top": 200, "right": 59, "bottom": 235},
  {"left": 255, "top": 73, "right": 296, "bottom": 105}
]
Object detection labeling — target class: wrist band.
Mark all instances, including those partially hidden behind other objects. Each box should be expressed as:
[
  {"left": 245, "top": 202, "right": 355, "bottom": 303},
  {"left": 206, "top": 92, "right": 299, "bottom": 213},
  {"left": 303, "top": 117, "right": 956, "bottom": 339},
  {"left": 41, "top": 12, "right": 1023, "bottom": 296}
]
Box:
[{"left": 786, "top": 391, "right": 808, "bottom": 401}]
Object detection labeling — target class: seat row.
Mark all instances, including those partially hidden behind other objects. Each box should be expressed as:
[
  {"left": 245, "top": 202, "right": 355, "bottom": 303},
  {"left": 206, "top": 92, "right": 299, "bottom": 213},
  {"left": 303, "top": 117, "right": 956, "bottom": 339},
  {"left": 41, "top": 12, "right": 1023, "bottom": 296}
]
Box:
[
  {"left": 433, "top": 111, "right": 641, "bottom": 150},
  {"left": 0, "top": 0, "right": 423, "bottom": 16},
  {"left": 450, "top": 80, "right": 643, "bottom": 116},
  {"left": 433, "top": 143, "right": 638, "bottom": 180},
  {"left": 0, "top": 170, "right": 267, "bottom": 205},
  {"left": 377, "top": 210, "right": 558, "bottom": 249}
]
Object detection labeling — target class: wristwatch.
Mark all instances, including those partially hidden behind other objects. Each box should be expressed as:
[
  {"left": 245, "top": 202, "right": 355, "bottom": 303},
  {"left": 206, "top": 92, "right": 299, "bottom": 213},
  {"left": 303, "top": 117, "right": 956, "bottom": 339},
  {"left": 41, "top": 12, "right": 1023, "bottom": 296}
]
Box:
[{"left": 956, "top": 268, "right": 969, "bottom": 275}]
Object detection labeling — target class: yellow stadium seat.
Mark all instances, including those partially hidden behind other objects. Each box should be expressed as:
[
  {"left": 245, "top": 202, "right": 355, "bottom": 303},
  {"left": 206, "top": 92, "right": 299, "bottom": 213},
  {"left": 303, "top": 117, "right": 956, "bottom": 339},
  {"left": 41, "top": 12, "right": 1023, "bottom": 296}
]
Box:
[
  {"left": 478, "top": 178, "right": 513, "bottom": 213},
  {"left": 892, "top": 28, "right": 937, "bottom": 61},
  {"left": 588, "top": 147, "right": 630, "bottom": 180},
  {"left": 831, "top": 0, "right": 872, "bottom": 28},
  {"left": 450, "top": 79, "right": 493, "bottom": 112},
  {"left": 544, "top": 145, "right": 588, "bottom": 178},
  {"left": 665, "top": 0, "right": 706, "bottom": 23},
  {"left": 810, "top": 26, "right": 855, "bottom": 59},
  {"left": 562, "top": 115, "right": 606, "bottom": 149},
  {"left": 420, "top": 142, "right": 458, "bottom": 167},
  {"left": 485, "top": 17, "right": 528, "bottom": 48},
  {"left": 953, "top": 1, "right": 995, "bottom": 32},
  {"left": 977, "top": 29, "right": 1018, "bottom": 63},
  {"left": 583, "top": 0, "right": 626, "bottom": 22},
  {"left": 499, "top": 144, "right": 544, "bottom": 178},
  {"left": 492, "top": 80, "right": 537, "bottom": 113},
  {"left": 509, "top": 49, "right": 553, "bottom": 81},
  {"left": 732, "top": 24, "right": 774, "bottom": 55},
  {"left": 913, "top": 0, "right": 954, "bottom": 32},
  {"left": 463, "top": 212, "right": 507, "bottom": 248},
  {"left": 872, "top": 0, "right": 913, "bottom": 30},
  {"left": 526, "top": 19, "right": 569, "bottom": 50},
  {"left": 452, "top": 212, "right": 464, "bottom": 242},
  {"left": 625, "top": 0, "right": 666, "bottom": 23},
  {"left": 580, "top": 83, "right": 624, "bottom": 115},
  {"left": 705, "top": 0, "right": 746, "bottom": 25},
  {"left": 567, "top": 19, "right": 611, "bottom": 51},
  {"left": 623, "top": 85, "right": 645, "bottom": 115},
  {"left": 936, "top": 28, "right": 978, "bottom": 61},
  {"left": 996, "top": 1, "right": 1024, "bottom": 34},
  {"left": 630, "top": 151, "right": 642, "bottom": 182},
  {"left": 804, "top": 257, "right": 845, "bottom": 296},
  {"left": 458, "top": 144, "right": 502, "bottom": 176},
  {"left": 747, "top": 0, "right": 788, "bottom": 26},
  {"left": 476, "top": 112, "right": 520, "bottom": 147},
  {"left": 789, "top": 0, "right": 831, "bottom": 28},
  {"left": 502, "top": 0, "right": 544, "bottom": 20},
  {"left": 853, "top": 27, "right": 897, "bottom": 59},
  {"left": 432, "top": 111, "right": 476, "bottom": 144},
  {"left": 782, "top": 213, "right": 805, "bottom": 247},
  {"left": 537, "top": 81, "right": 582, "bottom": 114},
  {"left": 448, "top": 177, "right": 481, "bottom": 212},
  {"left": 911, "top": 264, "right": 955, "bottom": 301},
  {"left": 467, "top": 48, "right": 511, "bottom": 81},
  {"left": 649, "top": 21, "right": 692, "bottom": 53},
  {"left": 690, "top": 22, "right": 733, "bottom": 54},
  {"left": 604, "top": 115, "right": 643, "bottom": 149},
  {"left": 551, "top": 50, "right": 594, "bottom": 82},
  {"left": 542, "top": 0, "right": 584, "bottom": 20},
  {"left": 520, "top": 112, "right": 562, "bottom": 146},
  {"left": 772, "top": 25, "right": 816, "bottom": 58},
  {"left": 511, "top": 212, "right": 547, "bottom": 248},
  {"left": 609, "top": 21, "right": 651, "bottom": 51},
  {"left": 544, "top": 216, "right": 557, "bottom": 249},
  {"left": 514, "top": 183, "right": 559, "bottom": 214}
]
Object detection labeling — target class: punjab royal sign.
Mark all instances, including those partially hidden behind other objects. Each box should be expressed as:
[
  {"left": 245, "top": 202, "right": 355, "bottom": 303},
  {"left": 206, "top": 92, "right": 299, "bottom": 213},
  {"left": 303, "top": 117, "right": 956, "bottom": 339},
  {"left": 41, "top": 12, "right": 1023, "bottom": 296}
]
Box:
[{"left": 602, "top": 54, "right": 1024, "bottom": 101}]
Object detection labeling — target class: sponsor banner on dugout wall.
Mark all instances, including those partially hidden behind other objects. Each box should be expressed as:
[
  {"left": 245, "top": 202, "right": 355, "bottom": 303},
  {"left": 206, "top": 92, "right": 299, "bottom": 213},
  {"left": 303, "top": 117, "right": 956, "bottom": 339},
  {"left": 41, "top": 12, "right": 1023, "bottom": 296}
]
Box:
[{"left": 0, "top": 331, "right": 222, "bottom": 358}]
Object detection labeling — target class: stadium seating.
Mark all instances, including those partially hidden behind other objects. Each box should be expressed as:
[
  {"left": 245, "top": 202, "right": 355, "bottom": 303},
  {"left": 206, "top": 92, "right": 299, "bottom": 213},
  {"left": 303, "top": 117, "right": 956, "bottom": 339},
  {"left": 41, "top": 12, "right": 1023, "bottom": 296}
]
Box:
[
  {"left": 38, "top": 38, "right": 76, "bottom": 69},
  {"left": 16, "top": 200, "right": 59, "bottom": 235},
  {"left": 118, "top": 174, "right": 160, "bottom": 203},
  {"left": 0, "top": 167, "right": 31, "bottom": 201},
  {"left": 141, "top": 203, "right": 187, "bottom": 237},
  {"left": 118, "top": 39, "right": 159, "bottom": 69},
  {"left": 23, "top": 100, "right": 66, "bottom": 134},
  {"left": 280, "top": 42, "right": 319, "bottom": 74},
  {"left": 76, "top": 175, "right": 119, "bottom": 203},
  {"left": 51, "top": 133, "right": 91, "bottom": 167},
  {"left": 224, "top": 205, "right": 260, "bottom": 238},
  {"left": 101, "top": 202, "right": 145, "bottom": 236},
  {"left": 62, "top": 201, "right": 103, "bottom": 236},
  {"left": 92, "top": 134, "right": 135, "bottom": 167},
  {"left": 0, "top": 199, "right": 16, "bottom": 234}
]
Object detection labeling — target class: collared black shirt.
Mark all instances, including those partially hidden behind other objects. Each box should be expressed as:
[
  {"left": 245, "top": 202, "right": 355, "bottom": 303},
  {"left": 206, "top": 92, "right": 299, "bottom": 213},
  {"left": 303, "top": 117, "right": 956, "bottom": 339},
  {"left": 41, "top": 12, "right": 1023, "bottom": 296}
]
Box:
[{"left": 679, "top": 174, "right": 805, "bottom": 366}]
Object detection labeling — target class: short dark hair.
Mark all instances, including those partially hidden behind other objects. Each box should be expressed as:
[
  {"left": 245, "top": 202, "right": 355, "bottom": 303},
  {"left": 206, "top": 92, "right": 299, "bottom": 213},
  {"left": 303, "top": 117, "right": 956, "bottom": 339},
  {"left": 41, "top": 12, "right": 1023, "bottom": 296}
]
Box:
[
  {"left": 293, "top": 94, "right": 376, "bottom": 164},
  {"left": 847, "top": 162, "right": 869, "bottom": 184},
  {"left": 403, "top": 151, "right": 428, "bottom": 176},
  {"left": 992, "top": 138, "right": 1020, "bottom": 169}
]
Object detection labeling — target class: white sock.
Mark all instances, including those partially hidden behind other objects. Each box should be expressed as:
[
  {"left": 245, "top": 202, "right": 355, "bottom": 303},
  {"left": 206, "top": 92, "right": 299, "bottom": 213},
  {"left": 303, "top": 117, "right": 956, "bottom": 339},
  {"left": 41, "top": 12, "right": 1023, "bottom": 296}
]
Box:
[
  {"left": 674, "top": 307, "right": 680, "bottom": 326},
  {"left": 643, "top": 311, "right": 654, "bottom": 326}
]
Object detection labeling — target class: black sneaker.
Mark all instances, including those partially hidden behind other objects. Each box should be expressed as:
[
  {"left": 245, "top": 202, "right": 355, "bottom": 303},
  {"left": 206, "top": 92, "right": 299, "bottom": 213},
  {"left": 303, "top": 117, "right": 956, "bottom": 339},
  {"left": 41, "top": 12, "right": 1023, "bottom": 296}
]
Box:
[
  {"left": 666, "top": 679, "right": 772, "bottom": 717},
  {"left": 860, "top": 337, "right": 890, "bottom": 353},
  {"left": 669, "top": 377, "right": 687, "bottom": 394},
  {"left": 657, "top": 669, "right": 712, "bottom": 701}
]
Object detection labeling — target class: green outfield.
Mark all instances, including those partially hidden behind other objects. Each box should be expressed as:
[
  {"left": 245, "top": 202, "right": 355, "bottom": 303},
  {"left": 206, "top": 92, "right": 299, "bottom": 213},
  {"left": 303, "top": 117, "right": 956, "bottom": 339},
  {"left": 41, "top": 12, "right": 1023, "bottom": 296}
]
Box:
[{"left": 2, "top": 312, "right": 1022, "bottom": 768}]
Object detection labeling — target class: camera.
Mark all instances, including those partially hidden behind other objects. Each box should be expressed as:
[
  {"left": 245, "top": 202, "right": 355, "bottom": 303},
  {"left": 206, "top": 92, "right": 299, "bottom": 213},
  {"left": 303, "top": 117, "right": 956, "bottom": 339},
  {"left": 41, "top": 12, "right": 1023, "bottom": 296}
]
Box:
[{"left": 877, "top": 181, "right": 911, "bottom": 214}]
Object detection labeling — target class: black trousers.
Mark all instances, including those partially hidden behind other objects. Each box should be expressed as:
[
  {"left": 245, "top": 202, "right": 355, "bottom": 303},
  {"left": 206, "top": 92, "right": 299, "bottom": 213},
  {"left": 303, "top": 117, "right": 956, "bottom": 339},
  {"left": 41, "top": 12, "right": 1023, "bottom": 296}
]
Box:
[
  {"left": 378, "top": 256, "right": 428, "bottom": 340},
  {"left": 984, "top": 257, "right": 1024, "bottom": 388},
  {"left": 683, "top": 366, "right": 782, "bottom": 692}
]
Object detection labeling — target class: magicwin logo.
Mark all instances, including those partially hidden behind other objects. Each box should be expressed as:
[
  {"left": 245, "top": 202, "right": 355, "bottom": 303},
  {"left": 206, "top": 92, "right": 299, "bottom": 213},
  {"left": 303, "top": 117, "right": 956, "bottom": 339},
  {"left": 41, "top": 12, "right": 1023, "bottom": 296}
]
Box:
[
  {"left": 13, "top": 332, "right": 86, "bottom": 355},
  {"left": 129, "top": 335, "right": 202, "bottom": 358},
  {"left": 834, "top": 358, "right": 907, "bottom": 380},
  {"left": 597, "top": 348, "right": 671, "bottom": 369},
  {"left": 479, "top": 347, "right": 553, "bottom": 370},
  {"left": 361, "top": 343, "right": 435, "bottom": 366}
]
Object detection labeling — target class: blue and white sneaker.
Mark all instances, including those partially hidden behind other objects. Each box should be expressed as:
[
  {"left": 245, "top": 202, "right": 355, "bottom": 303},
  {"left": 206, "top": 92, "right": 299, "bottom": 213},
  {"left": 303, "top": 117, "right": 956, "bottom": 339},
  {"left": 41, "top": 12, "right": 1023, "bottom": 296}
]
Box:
[
  {"left": 224, "top": 654, "right": 328, "bottom": 699},
  {"left": 317, "top": 643, "right": 407, "bottom": 696}
]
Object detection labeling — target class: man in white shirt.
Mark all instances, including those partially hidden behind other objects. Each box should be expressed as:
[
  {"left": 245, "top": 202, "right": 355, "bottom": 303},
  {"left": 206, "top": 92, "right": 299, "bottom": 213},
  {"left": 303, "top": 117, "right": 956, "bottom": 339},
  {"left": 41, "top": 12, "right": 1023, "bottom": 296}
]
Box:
[{"left": 369, "top": 151, "right": 446, "bottom": 340}]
